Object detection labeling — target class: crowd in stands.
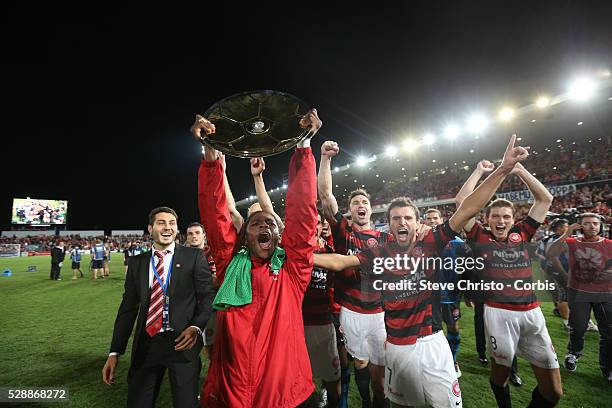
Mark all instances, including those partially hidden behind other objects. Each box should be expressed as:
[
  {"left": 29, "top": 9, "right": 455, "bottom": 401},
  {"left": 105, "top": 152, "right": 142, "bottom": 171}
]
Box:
[
  {"left": 364, "top": 137, "right": 610, "bottom": 207},
  {"left": 0, "top": 234, "right": 153, "bottom": 253},
  {"left": 3, "top": 137, "right": 610, "bottom": 248},
  {"left": 351, "top": 137, "right": 611, "bottom": 224}
]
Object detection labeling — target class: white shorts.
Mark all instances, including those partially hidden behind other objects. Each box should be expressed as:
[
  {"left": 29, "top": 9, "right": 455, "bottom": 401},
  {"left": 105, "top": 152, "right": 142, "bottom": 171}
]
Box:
[
  {"left": 384, "top": 331, "right": 462, "bottom": 408},
  {"left": 339, "top": 306, "right": 386, "bottom": 366},
  {"left": 203, "top": 311, "right": 217, "bottom": 346},
  {"left": 304, "top": 323, "right": 341, "bottom": 382},
  {"left": 484, "top": 305, "right": 559, "bottom": 369}
]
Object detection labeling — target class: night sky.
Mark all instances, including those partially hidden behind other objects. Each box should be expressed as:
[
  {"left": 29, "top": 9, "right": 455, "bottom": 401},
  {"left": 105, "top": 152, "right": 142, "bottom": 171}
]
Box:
[{"left": 2, "top": 2, "right": 611, "bottom": 232}]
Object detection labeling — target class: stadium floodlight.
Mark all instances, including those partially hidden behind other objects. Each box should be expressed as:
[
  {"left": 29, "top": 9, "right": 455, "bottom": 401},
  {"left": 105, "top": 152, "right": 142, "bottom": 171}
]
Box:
[
  {"left": 356, "top": 155, "right": 368, "bottom": 167},
  {"left": 385, "top": 145, "right": 398, "bottom": 157},
  {"left": 536, "top": 96, "right": 550, "bottom": 108},
  {"left": 498, "top": 107, "right": 515, "bottom": 121},
  {"left": 569, "top": 77, "right": 595, "bottom": 100},
  {"left": 333, "top": 166, "right": 339, "bottom": 173},
  {"left": 466, "top": 114, "right": 488, "bottom": 134},
  {"left": 402, "top": 138, "right": 418, "bottom": 152},
  {"left": 422, "top": 133, "right": 435, "bottom": 146},
  {"left": 282, "top": 184, "right": 287, "bottom": 189},
  {"left": 443, "top": 124, "right": 460, "bottom": 140}
]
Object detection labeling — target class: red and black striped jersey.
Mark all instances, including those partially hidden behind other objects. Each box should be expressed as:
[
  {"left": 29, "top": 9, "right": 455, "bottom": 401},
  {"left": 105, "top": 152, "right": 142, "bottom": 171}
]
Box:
[
  {"left": 356, "top": 221, "right": 456, "bottom": 345},
  {"left": 331, "top": 212, "right": 392, "bottom": 313},
  {"left": 465, "top": 217, "right": 540, "bottom": 311},
  {"left": 302, "top": 242, "right": 335, "bottom": 325}
]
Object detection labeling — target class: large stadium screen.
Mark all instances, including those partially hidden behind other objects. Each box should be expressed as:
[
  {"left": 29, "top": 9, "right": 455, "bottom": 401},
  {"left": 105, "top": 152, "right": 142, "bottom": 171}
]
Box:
[{"left": 11, "top": 198, "right": 68, "bottom": 225}]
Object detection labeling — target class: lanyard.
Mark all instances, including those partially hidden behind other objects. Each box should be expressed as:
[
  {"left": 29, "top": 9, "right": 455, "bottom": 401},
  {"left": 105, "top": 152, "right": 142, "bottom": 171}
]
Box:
[{"left": 150, "top": 253, "right": 174, "bottom": 294}]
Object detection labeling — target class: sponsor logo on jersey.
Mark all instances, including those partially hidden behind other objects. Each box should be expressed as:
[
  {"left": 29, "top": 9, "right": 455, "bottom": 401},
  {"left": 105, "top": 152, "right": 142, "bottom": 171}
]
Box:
[
  {"left": 509, "top": 232, "right": 522, "bottom": 243},
  {"left": 493, "top": 249, "right": 522, "bottom": 263}
]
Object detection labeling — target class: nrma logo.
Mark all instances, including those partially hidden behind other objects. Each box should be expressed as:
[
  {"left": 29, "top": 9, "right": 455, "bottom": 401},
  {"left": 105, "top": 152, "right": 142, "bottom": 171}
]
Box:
[{"left": 493, "top": 250, "right": 522, "bottom": 263}]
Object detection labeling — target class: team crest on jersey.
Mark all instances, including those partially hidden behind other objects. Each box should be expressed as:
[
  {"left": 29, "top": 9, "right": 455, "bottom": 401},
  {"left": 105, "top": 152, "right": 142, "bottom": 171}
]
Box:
[
  {"left": 412, "top": 246, "right": 424, "bottom": 257},
  {"left": 367, "top": 238, "right": 378, "bottom": 248},
  {"left": 452, "top": 380, "right": 461, "bottom": 397},
  {"left": 509, "top": 233, "right": 522, "bottom": 243}
]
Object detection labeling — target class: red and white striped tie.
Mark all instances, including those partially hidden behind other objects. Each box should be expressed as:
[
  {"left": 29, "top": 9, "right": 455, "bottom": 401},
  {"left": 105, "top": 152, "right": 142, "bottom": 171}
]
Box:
[{"left": 145, "top": 250, "right": 168, "bottom": 337}]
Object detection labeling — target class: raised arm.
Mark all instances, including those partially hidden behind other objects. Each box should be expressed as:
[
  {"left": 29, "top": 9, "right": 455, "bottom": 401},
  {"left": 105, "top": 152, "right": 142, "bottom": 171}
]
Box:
[
  {"left": 314, "top": 252, "right": 360, "bottom": 271},
  {"left": 455, "top": 160, "right": 495, "bottom": 206},
  {"left": 547, "top": 223, "right": 580, "bottom": 258},
  {"left": 510, "top": 162, "right": 554, "bottom": 223},
  {"left": 250, "top": 157, "right": 285, "bottom": 232},
  {"left": 191, "top": 115, "right": 238, "bottom": 280},
  {"left": 318, "top": 141, "right": 340, "bottom": 222},
  {"left": 283, "top": 109, "right": 322, "bottom": 290},
  {"left": 454, "top": 160, "right": 494, "bottom": 232},
  {"left": 450, "top": 135, "right": 530, "bottom": 232},
  {"left": 219, "top": 153, "right": 244, "bottom": 231}
]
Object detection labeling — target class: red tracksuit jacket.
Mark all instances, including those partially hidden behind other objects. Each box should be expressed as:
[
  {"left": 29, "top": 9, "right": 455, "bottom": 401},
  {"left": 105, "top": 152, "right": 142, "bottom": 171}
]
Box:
[{"left": 198, "top": 147, "right": 317, "bottom": 407}]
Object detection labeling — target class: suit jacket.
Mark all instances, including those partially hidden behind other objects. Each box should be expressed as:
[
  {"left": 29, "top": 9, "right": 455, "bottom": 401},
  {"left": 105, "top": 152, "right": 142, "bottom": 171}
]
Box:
[
  {"left": 50, "top": 247, "right": 65, "bottom": 264},
  {"left": 109, "top": 245, "right": 214, "bottom": 368}
]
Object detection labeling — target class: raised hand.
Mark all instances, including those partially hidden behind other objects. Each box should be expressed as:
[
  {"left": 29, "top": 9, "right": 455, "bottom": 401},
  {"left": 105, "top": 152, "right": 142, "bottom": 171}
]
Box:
[
  {"left": 567, "top": 223, "right": 582, "bottom": 234},
  {"left": 477, "top": 160, "right": 495, "bottom": 173},
  {"left": 416, "top": 223, "right": 432, "bottom": 242},
  {"left": 190, "top": 114, "right": 216, "bottom": 142},
  {"left": 321, "top": 141, "right": 340, "bottom": 158},
  {"left": 299, "top": 108, "right": 323, "bottom": 135},
  {"left": 250, "top": 157, "right": 266, "bottom": 177},
  {"left": 501, "top": 134, "right": 530, "bottom": 170}
]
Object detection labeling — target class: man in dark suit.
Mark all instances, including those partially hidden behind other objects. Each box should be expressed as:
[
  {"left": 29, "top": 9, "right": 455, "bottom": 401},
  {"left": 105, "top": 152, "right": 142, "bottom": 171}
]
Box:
[
  {"left": 102, "top": 206, "right": 214, "bottom": 408},
  {"left": 50, "top": 241, "right": 65, "bottom": 280}
]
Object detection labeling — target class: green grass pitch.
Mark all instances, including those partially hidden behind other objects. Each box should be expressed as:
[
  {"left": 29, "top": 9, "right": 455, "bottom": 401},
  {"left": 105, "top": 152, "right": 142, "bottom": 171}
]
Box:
[{"left": 0, "top": 255, "right": 608, "bottom": 407}]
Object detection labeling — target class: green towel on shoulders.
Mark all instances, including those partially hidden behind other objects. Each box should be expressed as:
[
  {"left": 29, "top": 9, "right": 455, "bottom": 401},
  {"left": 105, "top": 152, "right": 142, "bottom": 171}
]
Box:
[{"left": 212, "top": 246, "right": 286, "bottom": 311}]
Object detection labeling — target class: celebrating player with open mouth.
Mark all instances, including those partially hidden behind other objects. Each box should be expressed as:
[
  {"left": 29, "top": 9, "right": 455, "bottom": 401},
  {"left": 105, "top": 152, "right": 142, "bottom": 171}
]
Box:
[
  {"left": 192, "top": 109, "right": 323, "bottom": 408},
  {"left": 456, "top": 153, "right": 562, "bottom": 407},
  {"left": 314, "top": 135, "right": 532, "bottom": 408}
]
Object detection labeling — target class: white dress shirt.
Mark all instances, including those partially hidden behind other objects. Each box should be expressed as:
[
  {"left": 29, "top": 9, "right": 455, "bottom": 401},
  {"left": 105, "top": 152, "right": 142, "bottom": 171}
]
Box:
[{"left": 108, "top": 242, "right": 202, "bottom": 357}]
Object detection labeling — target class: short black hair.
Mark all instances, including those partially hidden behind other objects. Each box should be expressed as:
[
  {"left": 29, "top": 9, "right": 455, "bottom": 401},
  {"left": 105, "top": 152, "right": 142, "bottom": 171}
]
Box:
[
  {"left": 186, "top": 222, "right": 204, "bottom": 232},
  {"left": 148, "top": 207, "right": 178, "bottom": 226},
  {"left": 386, "top": 197, "right": 420, "bottom": 223},
  {"left": 348, "top": 189, "right": 370, "bottom": 204},
  {"left": 425, "top": 208, "right": 442, "bottom": 218},
  {"left": 549, "top": 218, "right": 568, "bottom": 231},
  {"left": 485, "top": 199, "right": 515, "bottom": 217}
]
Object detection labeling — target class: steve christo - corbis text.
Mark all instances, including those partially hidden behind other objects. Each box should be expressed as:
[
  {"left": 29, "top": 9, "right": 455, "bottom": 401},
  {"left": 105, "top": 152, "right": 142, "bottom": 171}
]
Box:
[{"left": 370, "top": 254, "right": 557, "bottom": 293}]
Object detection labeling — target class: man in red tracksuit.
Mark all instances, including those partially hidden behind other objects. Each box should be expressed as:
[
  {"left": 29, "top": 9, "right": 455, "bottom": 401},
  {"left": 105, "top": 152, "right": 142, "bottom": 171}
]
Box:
[{"left": 191, "top": 109, "right": 322, "bottom": 408}]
